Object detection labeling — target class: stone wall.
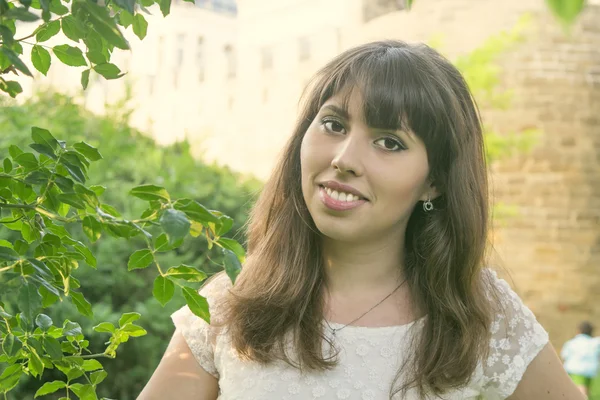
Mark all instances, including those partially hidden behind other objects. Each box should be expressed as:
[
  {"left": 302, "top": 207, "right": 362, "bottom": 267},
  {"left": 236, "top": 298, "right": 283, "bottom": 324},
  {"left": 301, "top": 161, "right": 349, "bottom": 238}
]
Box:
[{"left": 488, "top": 5, "right": 600, "bottom": 347}]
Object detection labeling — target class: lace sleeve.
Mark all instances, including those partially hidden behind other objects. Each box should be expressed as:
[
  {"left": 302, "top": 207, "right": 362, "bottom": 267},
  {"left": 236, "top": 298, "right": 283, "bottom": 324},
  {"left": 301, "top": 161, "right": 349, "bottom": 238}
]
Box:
[
  {"left": 170, "top": 272, "right": 232, "bottom": 379},
  {"left": 480, "top": 269, "right": 550, "bottom": 399}
]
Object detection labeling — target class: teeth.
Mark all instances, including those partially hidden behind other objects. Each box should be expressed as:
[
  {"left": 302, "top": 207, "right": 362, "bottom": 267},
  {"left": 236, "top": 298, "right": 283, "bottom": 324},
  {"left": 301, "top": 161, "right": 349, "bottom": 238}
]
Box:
[{"left": 324, "top": 187, "right": 360, "bottom": 202}]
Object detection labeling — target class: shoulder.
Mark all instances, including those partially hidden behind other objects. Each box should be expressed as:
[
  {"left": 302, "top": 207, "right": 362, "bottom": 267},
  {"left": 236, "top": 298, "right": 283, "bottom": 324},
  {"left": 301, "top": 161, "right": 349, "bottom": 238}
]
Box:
[{"left": 479, "top": 268, "right": 550, "bottom": 398}]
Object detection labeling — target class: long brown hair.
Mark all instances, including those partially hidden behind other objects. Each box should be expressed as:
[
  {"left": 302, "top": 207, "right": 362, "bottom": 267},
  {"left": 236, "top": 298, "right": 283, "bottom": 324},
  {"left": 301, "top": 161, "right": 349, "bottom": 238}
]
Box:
[{"left": 224, "top": 40, "right": 498, "bottom": 398}]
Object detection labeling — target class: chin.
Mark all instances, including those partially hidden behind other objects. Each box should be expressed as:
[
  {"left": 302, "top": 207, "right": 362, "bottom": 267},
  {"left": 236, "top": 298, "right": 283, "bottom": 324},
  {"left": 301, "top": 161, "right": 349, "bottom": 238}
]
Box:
[{"left": 313, "top": 220, "right": 366, "bottom": 243}]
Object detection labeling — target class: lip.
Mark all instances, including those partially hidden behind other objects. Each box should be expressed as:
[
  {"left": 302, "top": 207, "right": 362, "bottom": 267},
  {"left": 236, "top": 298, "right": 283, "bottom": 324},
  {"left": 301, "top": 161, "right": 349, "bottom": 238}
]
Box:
[{"left": 318, "top": 180, "right": 368, "bottom": 200}]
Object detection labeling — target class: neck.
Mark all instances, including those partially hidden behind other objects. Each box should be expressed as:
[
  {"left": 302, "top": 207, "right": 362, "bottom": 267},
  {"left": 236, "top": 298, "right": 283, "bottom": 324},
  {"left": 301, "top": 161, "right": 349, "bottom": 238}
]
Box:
[{"left": 321, "top": 234, "right": 406, "bottom": 296}]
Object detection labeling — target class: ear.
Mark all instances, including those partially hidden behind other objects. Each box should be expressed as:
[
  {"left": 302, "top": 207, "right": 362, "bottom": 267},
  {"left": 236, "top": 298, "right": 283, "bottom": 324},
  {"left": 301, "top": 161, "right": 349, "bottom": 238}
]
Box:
[{"left": 419, "top": 180, "right": 440, "bottom": 202}]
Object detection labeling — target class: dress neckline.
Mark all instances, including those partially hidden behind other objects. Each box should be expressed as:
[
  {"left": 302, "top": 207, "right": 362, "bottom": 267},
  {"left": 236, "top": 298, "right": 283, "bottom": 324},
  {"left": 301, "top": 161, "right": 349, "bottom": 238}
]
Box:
[{"left": 323, "top": 315, "right": 426, "bottom": 335}]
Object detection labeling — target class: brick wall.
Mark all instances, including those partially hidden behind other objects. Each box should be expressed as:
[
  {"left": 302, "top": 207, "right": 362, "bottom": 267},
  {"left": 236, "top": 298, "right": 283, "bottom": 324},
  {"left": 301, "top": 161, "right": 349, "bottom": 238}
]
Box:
[{"left": 488, "top": 5, "right": 600, "bottom": 347}]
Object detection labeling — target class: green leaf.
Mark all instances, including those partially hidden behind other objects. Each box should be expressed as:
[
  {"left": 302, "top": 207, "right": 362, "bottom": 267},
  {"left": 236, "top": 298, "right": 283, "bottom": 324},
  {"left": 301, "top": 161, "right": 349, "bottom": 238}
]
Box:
[
  {"left": 216, "top": 215, "right": 234, "bottom": 236},
  {"left": 0, "top": 305, "right": 12, "bottom": 318},
  {"left": 119, "top": 312, "right": 140, "bottom": 327},
  {"left": 0, "top": 364, "right": 22, "bottom": 392},
  {"left": 18, "top": 283, "right": 42, "bottom": 322},
  {"left": 90, "top": 370, "right": 107, "bottom": 385},
  {"left": 65, "top": 367, "right": 84, "bottom": 380},
  {"left": 94, "top": 63, "right": 123, "bottom": 79},
  {"left": 14, "top": 152, "right": 38, "bottom": 169},
  {"left": 154, "top": 233, "right": 170, "bottom": 252},
  {"left": 49, "top": 0, "right": 69, "bottom": 15},
  {"left": 118, "top": 10, "right": 133, "bottom": 27},
  {"left": 62, "top": 320, "right": 82, "bottom": 336},
  {"left": 40, "top": 285, "right": 60, "bottom": 307},
  {"left": 72, "top": 242, "right": 96, "bottom": 268},
  {"left": 34, "top": 380, "right": 67, "bottom": 397},
  {"left": 35, "top": 313, "right": 53, "bottom": 330},
  {"left": 0, "top": 25, "right": 15, "bottom": 47},
  {"left": 73, "top": 142, "right": 102, "bottom": 161},
  {"left": 90, "top": 185, "right": 106, "bottom": 196},
  {"left": 70, "top": 383, "right": 97, "bottom": 400},
  {"left": 82, "top": 359, "right": 102, "bottom": 371},
  {"left": 405, "top": 0, "right": 414, "bottom": 9},
  {"left": 86, "top": 50, "right": 106, "bottom": 64},
  {"left": 153, "top": 275, "right": 174, "bottom": 306},
  {"left": 114, "top": 0, "right": 135, "bottom": 14},
  {"left": 132, "top": 13, "right": 148, "bottom": 40},
  {"left": 81, "top": 69, "right": 90, "bottom": 89},
  {"left": 3, "top": 157, "right": 12, "bottom": 173},
  {"left": 127, "top": 249, "right": 153, "bottom": 270},
  {"left": 74, "top": 183, "right": 99, "bottom": 207},
  {"left": 31, "top": 45, "right": 51, "bottom": 75},
  {"left": 70, "top": 291, "right": 93, "bottom": 318},
  {"left": 120, "top": 323, "right": 147, "bottom": 337},
  {"left": 43, "top": 336, "right": 63, "bottom": 360},
  {"left": 165, "top": 265, "right": 207, "bottom": 282},
  {"left": 217, "top": 237, "right": 246, "bottom": 263},
  {"left": 53, "top": 44, "right": 87, "bottom": 67},
  {"left": 77, "top": 0, "right": 129, "bottom": 50},
  {"left": 0, "top": 246, "right": 19, "bottom": 261},
  {"left": 0, "top": 80, "right": 23, "bottom": 97},
  {"left": 28, "top": 345, "right": 44, "bottom": 377},
  {"left": 0, "top": 46, "right": 32, "bottom": 76},
  {"left": 5, "top": 7, "right": 39, "bottom": 21},
  {"left": 158, "top": 0, "right": 171, "bottom": 16},
  {"left": 223, "top": 248, "right": 242, "bottom": 283},
  {"left": 160, "top": 208, "right": 190, "bottom": 244},
  {"left": 61, "top": 15, "right": 85, "bottom": 42},
  {"left": 130, "top": 184, "right": 170, "bottom": 202},
  {"left": 173, "top": 198, "right": 219, "bottom": 224},
  {"left": 93, "top": 322, "right": 115, "bottom": 333},
  {"left": 2, "top": 334, "right": 22, "bottom": 357},
  {"left": 182, "top": 287, "right": 210, "bottom": 323},
  {"left": 56, "top": 193, "right": 86, "bottom": 209},
  {"left": 82, "top": 215, "right": 102, "bottom": 242},
  {"left": 36, "top": 19, "right": 61, "bottom": 42},
  {"left": 545, "top": 0, "right": 584, "bottom": 26}
]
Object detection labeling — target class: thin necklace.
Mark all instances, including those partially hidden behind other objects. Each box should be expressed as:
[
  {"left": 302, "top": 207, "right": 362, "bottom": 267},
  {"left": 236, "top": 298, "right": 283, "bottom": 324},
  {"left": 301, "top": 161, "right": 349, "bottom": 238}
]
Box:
[{"left": 324, "top": 277, "right": 408, "bottom": 337}]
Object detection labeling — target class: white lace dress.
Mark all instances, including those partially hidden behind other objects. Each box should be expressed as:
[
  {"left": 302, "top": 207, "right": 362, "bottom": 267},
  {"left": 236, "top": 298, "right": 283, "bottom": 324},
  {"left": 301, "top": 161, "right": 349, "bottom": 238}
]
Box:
[{"left": 171, "top": 270, "right": 549, "bottom": 400}]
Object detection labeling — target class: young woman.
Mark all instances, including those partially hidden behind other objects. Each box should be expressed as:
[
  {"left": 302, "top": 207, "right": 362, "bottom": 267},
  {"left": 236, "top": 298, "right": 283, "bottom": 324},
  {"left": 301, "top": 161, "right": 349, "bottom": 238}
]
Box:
[{"left": 138, "top": 40, "right": 584, "bottom": 399}]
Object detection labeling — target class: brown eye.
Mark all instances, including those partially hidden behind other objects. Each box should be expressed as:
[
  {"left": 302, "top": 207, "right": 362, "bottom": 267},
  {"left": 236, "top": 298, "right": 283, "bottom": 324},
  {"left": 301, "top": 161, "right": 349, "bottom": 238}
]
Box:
[
  {"left": 322, "top": 118, "right": 346, "bottom": 134},
  {"left": 374, "top": 137, "right": 405, "bottom": 152}
]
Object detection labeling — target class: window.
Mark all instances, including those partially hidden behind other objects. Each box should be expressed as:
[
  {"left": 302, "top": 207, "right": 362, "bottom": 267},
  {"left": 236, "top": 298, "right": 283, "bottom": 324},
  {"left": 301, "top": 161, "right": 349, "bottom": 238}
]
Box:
[
  {"left": 261, "top": 46, "right": 273, "bottom": 71},
  {"left": 299, "top": 37, "right": 310, "bottom": 62},
  {"left": 196, "top": 36, "right": 205, "bottom": 82},
  {"left": 224, "top": 44, "right": 236, "bottom": 78},
  {"left": 157, "top": 36, "right": 164, "bottom": 71},
  {"left": 176, "top": 34, "right": 186, "bottom": 67}
]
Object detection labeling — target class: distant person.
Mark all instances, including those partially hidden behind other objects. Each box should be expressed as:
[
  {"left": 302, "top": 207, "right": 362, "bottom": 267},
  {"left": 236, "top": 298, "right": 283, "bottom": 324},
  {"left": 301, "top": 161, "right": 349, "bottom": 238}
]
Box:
[{"left": 561, "top": 321, "right": 600, "bottom": 397}]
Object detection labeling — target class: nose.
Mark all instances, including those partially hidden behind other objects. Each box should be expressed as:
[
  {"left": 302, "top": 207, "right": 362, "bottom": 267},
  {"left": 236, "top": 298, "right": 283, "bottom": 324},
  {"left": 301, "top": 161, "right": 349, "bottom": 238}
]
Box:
[{"left": 330, "top": 134, "right": 364, "bottom": 176}]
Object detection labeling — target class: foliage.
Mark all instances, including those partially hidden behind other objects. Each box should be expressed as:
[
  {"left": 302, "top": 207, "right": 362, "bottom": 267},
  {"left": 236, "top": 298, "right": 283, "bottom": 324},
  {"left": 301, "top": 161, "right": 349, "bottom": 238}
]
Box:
[
  {"left": 0, "top": 91, "right": 260, "bottom": 399},
  {"left": 0, "top": 0, "right": 251, "bottom": 398},
  {"left": 433, "top": 15, "right": 540, "bottom": 165},
  {"left": 408, "top": 0, "right": 587, "bottom": 27},
  {"left": 0, "top": 0, "right": 187, "bottom": 98}
]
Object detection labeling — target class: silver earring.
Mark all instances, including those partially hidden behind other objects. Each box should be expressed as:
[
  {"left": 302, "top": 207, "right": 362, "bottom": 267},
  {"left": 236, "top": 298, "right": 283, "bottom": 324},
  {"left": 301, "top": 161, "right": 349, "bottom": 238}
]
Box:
[{"left": 423, "top": 197, "right": 434, "bottom": 212}]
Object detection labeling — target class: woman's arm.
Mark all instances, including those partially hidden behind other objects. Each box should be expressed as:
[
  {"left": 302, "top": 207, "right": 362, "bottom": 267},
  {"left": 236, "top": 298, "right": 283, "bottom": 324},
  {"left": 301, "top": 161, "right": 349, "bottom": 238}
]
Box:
[
  {"left": 507, "top": 343, "right": 585, "bottom": 400},
  {"left": 137, "top": 330, "right": 219, "bottom": 400}
]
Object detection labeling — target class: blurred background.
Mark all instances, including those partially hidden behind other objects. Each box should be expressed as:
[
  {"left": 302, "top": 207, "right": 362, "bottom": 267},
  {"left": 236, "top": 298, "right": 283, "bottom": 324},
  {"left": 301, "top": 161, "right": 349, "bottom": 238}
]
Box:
[{"left": 1, "top": 0, "right": 599, "bottom": 398}]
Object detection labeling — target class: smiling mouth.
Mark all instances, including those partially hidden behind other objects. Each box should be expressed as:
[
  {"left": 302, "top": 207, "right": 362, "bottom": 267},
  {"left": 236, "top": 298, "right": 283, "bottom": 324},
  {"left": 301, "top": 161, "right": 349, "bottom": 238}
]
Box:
[{"left": 318, "top": 185, "right": 367, "bottom": 203}]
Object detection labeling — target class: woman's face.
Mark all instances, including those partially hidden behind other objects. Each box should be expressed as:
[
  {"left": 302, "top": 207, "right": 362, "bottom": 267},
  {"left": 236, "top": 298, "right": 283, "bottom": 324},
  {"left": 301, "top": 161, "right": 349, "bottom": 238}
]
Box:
[{"left": 300, "top": 90, "right": 435, "bottom": 244}]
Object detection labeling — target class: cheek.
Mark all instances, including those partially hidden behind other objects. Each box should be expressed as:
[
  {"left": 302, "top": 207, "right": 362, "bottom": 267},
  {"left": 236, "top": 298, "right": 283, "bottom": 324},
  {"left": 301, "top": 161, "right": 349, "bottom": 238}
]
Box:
[{"left": 377, "top": 157, "right": 430, "bottom": 203}]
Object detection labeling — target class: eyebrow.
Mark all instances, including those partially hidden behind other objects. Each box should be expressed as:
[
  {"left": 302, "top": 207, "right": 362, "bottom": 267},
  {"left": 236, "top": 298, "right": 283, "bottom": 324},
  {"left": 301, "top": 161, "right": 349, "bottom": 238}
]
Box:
[
  {"left": 321, "top": 104, "right": 418, "bottom": 144},
  {"left": 321, "top": 104, "right": 350, "bottom": 120}
]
